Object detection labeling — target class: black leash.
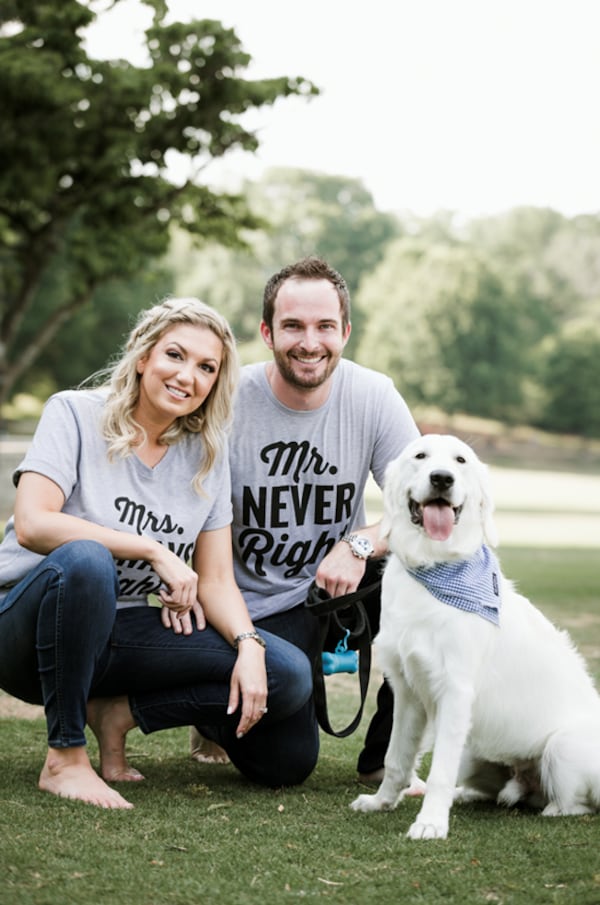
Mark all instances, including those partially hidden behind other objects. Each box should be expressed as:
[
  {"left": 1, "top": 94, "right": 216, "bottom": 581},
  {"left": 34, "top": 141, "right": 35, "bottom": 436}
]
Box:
[{"left": 305, "top": 579, "right": 381, "bottom": 737}]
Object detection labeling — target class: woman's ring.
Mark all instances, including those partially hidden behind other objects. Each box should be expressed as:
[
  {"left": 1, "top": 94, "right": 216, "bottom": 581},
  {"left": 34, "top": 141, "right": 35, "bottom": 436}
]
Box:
[{"left": 259, "top": 706, "right": 268, "bottom": 714}]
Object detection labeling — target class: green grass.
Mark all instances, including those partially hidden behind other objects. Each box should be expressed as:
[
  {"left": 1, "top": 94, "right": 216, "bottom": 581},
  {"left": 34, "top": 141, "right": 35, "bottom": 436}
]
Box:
[
  {"left": 2, "top": 548, "right": 600, "bottom": 905},
  {"left": 499, "top": 547, "right": 600, "bottom": 683}
]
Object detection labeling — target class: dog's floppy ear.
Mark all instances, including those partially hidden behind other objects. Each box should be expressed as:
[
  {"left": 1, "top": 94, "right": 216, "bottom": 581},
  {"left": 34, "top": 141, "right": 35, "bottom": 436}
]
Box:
[
  {"left": 380, "top": 505, "right": 392, "bottom": 543},
  {"left": 478, "top": 463, "right": 499, "bottom": 548},
  {"left": 379, "top": 460, "right": 397, "bottom": 542}
]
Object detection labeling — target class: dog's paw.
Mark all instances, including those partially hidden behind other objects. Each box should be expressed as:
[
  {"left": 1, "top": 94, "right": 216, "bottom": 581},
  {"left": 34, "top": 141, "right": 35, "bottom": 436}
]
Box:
[
  {"left": 497, "top": 777, "right": 524, "bottom": 808},
  {"left": 406, "top": 817, "right": 449, "bottom": 840},
  {"left": 350, "top": 793, "right": 393, "bottom": 813},
  {"left": 542, "top": 801, "right": 594, "bottom": 817},
  {"left": 454, "top": 785, "right": 491, "bottom": 804},
  {"left": 404, "top": 775, "right": 427, "bottom": 797}
]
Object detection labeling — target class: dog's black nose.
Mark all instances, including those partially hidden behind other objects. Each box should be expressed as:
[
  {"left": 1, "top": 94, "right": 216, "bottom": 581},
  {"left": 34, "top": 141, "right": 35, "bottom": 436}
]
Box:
[{"left": 430, "top": 470, "right": 454, "bottom": 491}]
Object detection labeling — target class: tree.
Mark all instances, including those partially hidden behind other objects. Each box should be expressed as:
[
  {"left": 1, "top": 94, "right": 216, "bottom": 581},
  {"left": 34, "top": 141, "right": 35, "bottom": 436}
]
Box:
[
  {"left": 245, "top": 168, "right": 401, "bottom": 355},
  {"left": 0, "top": 0, "right": 316, "bottom": 407},
  {"left": 14, "top": 265, "right": 173, "bottom": 396},
  {"left": 167, "top": 167, "right": 401, "bottom": 356},
  {"left": 537, "top": 321, "right": 600, "bottom": 437},
  {"left": 355, "top": 238, "right": 545, "bottom": 422},
  {"left": 466, "top": 206, "right": 576, "bottom": 323}
]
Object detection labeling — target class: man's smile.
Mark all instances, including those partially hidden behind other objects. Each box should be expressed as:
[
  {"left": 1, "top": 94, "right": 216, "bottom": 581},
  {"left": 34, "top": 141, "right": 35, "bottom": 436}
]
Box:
[{"left": 291, "top": 353, "right": 327, "bottom": 364}]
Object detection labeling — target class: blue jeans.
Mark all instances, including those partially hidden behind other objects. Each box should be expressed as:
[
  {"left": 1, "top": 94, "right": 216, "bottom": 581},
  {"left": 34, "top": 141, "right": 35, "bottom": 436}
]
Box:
[{"left": 0, "top": 540, "right": 315, "bottom": 787}]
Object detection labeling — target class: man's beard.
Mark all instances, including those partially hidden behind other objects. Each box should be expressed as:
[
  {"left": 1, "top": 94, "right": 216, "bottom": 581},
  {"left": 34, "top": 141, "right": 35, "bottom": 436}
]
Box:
[{"left": 272, "top": 349, "right": 339, "bottom": 390}]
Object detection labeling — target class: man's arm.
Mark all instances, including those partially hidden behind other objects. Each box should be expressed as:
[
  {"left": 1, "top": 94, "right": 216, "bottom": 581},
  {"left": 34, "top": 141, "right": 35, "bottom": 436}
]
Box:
[{"left": 314, "top": 521, "right": 385, "bottom": 597}]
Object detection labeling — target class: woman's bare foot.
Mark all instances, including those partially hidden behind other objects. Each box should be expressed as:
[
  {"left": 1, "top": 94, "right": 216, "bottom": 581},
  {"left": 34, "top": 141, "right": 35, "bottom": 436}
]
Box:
[
  {"left": 190, "top": 727, "right": 230, "bottom": 764},
  {"left": 87, "top": 696, "right": 144, "bottom": 782},
  {"left": 39, "top": 747, "right": 133, "bottom": 809}
]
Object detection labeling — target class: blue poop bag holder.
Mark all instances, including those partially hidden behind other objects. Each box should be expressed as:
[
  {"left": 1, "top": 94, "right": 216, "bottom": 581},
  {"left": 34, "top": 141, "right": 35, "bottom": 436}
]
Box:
[{"left": 321, "top": 629, "right": 358, "bottom": 675}]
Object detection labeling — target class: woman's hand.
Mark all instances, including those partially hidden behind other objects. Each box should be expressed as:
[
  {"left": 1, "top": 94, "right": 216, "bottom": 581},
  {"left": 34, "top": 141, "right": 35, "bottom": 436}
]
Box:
[
  {"left": 150, "top": 546, "right": 199, "bottom": 617},
  {"left": 227, "top": 639, "right": 268, "bottom": 738},
  {"left": 14, "top": 473, "right": 202, "bottom": 621}
]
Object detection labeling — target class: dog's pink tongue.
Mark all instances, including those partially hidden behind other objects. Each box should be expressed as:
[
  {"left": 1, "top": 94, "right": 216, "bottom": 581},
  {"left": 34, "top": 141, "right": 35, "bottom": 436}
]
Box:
[{"left": 422, "top": 502, "right": 454, "bottom": 541}]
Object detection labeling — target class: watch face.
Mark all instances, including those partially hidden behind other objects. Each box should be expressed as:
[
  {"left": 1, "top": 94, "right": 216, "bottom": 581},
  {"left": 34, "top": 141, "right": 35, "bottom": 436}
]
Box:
[{"left": 353, "top": 536, "right": 373, "bottom": 557}]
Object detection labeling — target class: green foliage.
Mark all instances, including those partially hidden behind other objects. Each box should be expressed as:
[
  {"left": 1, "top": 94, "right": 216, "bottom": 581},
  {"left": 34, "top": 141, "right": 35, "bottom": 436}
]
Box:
[
  {"left": 0, "top": 0, "right": 317, "bottom": 403},
  {"left": 537, "top": 321, "right": 600, "bottom": 437},
  {"left": 14, "top": 268, "right": 174, "bottom": 395},
  {"left": 245, "top": 168, "right": 401, "bottom": 356},
  {"left": 244, "top": 168, "right": 400, "bottom": 291},
  {"left": 467, "top": 208, "right": 600, "bottom": 315},
  {"left": 4, "top": 37, "right": 600, "bottom": 446},
  {"left": 168, "top": 233, "right": 266, "bottom": 344},
  {"left": 351, "top": 205, "right": 600, "bottom": 435},
  {"left": 167, "top": 167, "right": 400, "bottom": 355},
  {"left": 355, "top": 239, "right": 539, "bottom": 422},
  {"left": 166, "top": 194, "right": 600, "bottom": 438}
]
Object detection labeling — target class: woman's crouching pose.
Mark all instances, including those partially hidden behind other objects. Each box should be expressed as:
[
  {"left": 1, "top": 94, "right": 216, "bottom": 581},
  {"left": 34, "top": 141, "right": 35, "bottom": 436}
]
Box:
[{"left": 0, "top": 298, "right": 315, "bottom": 808}]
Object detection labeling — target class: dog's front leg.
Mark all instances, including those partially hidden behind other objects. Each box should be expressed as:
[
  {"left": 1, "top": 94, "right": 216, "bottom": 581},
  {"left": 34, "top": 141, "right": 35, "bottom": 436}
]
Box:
[
  {"left": 351, "top": 675, "right": 426, "bottom": 813},
  {"left": 407, "top": 687, "right": 474, "bottom": 841}
]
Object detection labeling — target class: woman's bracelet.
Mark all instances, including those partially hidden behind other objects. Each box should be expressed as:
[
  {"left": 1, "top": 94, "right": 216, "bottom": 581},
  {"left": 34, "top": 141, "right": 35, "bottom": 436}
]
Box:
[{"left": 233, "top": 630, "right": 266, "bottom": 650}]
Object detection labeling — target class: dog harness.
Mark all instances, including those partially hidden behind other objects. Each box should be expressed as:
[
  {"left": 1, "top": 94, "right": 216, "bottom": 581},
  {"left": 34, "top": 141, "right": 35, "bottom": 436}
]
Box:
[{"left": 406, "top": 544, "right": 501, "bottom": 625}]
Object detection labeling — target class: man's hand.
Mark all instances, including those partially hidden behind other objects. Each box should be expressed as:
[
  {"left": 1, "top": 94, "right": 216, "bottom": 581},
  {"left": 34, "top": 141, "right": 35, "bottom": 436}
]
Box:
[
  {"left": 160, "top": 601, "right": 206, "bottom": 634},
  {"left": 314, "top": 541, "right": 367, "bottom": 597}
]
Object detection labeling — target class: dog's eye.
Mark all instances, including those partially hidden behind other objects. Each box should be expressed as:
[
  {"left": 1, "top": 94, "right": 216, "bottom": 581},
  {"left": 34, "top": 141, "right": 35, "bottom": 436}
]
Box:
[
  {"left": 415, "top": 452, "right": 426, "bottom": 460},
  {"left": 456, "top": 455, "right": 466, "bottom": 464}
]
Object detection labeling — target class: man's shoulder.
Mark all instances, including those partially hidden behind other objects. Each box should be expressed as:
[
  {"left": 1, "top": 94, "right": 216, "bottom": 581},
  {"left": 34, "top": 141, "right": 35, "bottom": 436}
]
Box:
[
  {"left": 337, "top": 359, "right": 395, "bottom": 391},
  {"left": 240, "top": 361, "right": 267, "bottom": 383}
]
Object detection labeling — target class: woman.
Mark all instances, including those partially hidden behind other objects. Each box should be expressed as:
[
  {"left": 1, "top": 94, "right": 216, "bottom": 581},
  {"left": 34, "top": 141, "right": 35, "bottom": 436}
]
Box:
[{"left": 0, "top": 298, "right": 313, "bottom": 809}]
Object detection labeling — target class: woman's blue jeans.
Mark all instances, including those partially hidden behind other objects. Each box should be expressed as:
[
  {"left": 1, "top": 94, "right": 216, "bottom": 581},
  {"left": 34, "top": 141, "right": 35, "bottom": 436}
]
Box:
[{"left": 0, "top": 540, "right": 316, "bottom": 787}]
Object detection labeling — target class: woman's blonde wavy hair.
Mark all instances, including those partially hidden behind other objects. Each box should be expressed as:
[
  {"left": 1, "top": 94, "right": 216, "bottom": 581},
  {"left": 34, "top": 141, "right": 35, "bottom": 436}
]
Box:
[{"left": 99, "top": 297, "right": 239, "bottom": 493}]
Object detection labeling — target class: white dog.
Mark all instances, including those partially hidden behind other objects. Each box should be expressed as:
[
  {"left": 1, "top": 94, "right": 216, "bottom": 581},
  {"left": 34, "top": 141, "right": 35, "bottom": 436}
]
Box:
[{"left": 351, "top": 434, "right": 600, "bottom": 840}]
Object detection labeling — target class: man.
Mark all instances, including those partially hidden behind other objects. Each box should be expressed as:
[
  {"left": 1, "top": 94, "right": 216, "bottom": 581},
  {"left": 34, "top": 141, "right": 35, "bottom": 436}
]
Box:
[{"left": 192, "top": 256, "right": 420, "bottom": 780}]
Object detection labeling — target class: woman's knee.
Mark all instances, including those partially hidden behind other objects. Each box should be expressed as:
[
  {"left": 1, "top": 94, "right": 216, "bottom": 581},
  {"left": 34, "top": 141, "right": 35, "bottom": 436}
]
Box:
[
  {"left": 48, "top": 540, "right": 118, "bottom": 593},
  {"left": 44, "top": 541, "right": 119, "bottom": 626}
]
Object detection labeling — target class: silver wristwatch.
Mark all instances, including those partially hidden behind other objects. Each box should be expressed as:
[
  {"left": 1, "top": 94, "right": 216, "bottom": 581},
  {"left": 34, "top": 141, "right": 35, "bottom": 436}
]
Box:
[{"left": 342, "top": 533, "right": 374, "bottom": 560}]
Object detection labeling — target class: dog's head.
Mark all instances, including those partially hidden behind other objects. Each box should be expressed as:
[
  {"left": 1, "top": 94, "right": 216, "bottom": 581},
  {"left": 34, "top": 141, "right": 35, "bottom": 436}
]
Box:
[{"left": 381, "top": 434, "right": 498, "bottom": 567}]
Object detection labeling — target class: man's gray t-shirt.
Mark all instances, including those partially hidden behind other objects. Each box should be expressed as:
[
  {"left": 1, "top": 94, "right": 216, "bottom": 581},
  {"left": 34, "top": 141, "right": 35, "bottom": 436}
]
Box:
[
  {"left": 0, "top": 389, "right": 232, "bottom": 609},
  {"left": 230, "top": 359, "right": 419, "bottom": 619}
]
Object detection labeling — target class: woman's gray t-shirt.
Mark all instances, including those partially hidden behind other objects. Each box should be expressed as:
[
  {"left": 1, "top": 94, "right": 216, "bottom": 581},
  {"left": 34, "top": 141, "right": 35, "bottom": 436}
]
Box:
[{"left": 0, "top": 389, "right": 232, "bottom": 609}]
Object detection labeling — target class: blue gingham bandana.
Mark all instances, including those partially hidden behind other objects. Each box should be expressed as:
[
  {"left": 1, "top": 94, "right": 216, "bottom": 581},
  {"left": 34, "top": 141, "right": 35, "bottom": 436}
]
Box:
[{"left": 406, "top": 545, "right": 501, "bottom": 625}]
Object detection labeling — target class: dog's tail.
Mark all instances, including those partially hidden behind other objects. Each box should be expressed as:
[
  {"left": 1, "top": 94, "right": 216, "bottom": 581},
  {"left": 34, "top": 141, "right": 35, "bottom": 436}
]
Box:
[{"left": 541, "top": 721, "right": 600, "bottom": 814}]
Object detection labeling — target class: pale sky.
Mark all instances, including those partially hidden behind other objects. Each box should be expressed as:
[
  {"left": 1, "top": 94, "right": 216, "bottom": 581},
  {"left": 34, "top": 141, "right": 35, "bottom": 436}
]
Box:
[{"left": 85, "top": 0, "right": 600, "bottom": 219}]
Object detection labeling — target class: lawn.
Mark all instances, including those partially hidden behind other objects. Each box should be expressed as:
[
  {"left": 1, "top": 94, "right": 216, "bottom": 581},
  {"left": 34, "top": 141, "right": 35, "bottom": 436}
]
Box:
[{"left": 1, "top": 545, "right": 600, "bottom": 905}]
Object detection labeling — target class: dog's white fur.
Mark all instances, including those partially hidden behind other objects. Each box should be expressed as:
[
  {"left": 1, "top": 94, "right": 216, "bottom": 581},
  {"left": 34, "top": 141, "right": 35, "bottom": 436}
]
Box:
[{"left": 351, "top": 434, "right": 600, "bottom": 840}]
